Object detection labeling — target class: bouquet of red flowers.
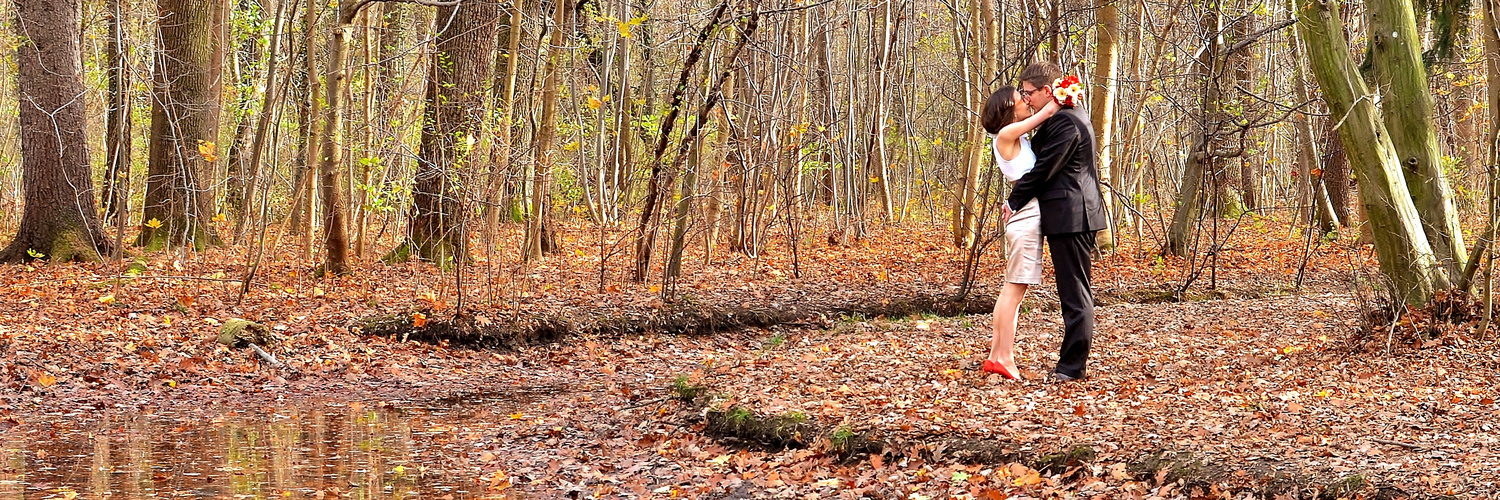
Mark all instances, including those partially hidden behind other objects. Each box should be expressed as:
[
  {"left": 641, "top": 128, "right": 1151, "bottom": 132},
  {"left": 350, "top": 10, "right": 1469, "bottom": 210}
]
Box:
[{"left": 1052, "top": 75, "right": 1084, "bottom": 107}]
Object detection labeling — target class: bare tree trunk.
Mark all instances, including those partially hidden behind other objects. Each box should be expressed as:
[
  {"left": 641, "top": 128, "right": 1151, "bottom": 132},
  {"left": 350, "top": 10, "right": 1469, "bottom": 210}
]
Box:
[
  {"left": 951, "top": 0, "right": 982, "bottom": 248},
  {"left": 139, "top": 0, "right": 226, "bottom": 251},
  {"left": 398, "top": 0, "right": 500, "bottom": 264},
  {"left": 102, "top": 0, "right": 132, "bottom": 228},
  {"left": 632, "top": 2, "right": 729, "bottom": 280},
  {"left": 1089, "top": 0, "right": 1120, "bottom": 249},
  {"left": 1322, "top": 118, "right": 1352, "bottom": 226},
  {"left": 224, "top": 0, "right": 267, "bottom": 220},
  {"left": 482, "top": 4, "right": 523, "bottom": 256},
  {"left": 232, "top": 0, "right": 293, "bottom": 243},
  {"left": 312, "top": 1, "right": 375, "bottom": 275},
  {"left": 1, "top": 0, "right": 113, "bottom": 262},
  {"left": 1285, "top": 1, "right": 1324, "bottom": 227},
  {"left": 527, "top": 0, "right": 569, "bottom": 262},
  {"left": 294, "top": 0, "right": 321, "bottom": 259},
  {"left": 867, "top": 0, "right": 897, "bottom": 221},
  {"left": 1164, "top": 7, "right": 1222, "bottom": 257},
  {"left": 812, "top": 7, "right": 835, "bottom": 206},
  {"left": 1479, "top": 0, "right": 1498, "bottom": 333},
  {"left": 353, "top": 3, "right": 378, "bottom": 258}
]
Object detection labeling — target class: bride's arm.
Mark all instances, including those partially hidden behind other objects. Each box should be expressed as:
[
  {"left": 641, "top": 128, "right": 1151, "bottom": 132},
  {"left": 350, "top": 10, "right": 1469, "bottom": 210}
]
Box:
[{"left": 995, "top": 99, "right": 1061, "bottom": 143}]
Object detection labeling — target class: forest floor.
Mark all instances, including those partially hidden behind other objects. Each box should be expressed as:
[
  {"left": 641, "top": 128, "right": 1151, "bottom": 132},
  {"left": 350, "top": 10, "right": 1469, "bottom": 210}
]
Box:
[{"left": 1, "top": 215, "right": 1496, "bottom": 498}]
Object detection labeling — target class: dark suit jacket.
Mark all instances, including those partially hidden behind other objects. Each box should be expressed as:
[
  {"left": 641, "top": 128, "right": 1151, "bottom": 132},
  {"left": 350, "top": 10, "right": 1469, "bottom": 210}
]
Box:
[{"left": 1005, "top": 107, "right": 1108, "bottom": 236}]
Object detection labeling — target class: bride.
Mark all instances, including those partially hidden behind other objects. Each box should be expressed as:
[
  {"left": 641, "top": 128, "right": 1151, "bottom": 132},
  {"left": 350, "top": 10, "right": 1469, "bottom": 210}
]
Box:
[{"left": 979, "top": 86, "right": 1060, "bottom": 380}]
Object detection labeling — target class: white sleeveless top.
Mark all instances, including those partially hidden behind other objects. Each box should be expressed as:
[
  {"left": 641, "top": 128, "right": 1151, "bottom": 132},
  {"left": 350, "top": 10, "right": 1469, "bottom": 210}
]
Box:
[{"left": 991, "top": 135, "right": 1036, "bottom": 182}]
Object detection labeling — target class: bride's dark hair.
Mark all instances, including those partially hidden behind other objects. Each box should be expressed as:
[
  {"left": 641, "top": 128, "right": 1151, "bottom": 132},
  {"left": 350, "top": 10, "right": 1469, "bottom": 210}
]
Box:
[{"left": 981, "top": 86, "right": 1017, "bottom": 135}]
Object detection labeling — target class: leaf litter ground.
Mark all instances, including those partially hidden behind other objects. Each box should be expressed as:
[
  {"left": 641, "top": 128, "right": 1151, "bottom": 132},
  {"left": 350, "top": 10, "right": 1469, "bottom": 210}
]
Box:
[{"left": 0, "top": 216, "right": 1496, "bottom": 498}]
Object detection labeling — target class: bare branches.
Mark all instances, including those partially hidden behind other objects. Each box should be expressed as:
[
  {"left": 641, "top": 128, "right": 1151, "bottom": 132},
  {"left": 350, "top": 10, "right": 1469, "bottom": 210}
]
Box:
[{"left": 343, "top": 0, "right": 462, "bottom": 24}]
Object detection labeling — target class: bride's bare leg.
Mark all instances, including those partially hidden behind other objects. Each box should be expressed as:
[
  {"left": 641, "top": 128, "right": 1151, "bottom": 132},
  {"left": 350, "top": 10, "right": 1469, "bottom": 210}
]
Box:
[{"left": 988, "top": 282, "right": 1029, "bottom": 372}]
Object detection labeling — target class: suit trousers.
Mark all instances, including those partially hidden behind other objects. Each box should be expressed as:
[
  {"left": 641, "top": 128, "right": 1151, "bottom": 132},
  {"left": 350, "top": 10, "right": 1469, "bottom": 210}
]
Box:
[{"left": 1046, "top": 230, "right": 1096, "bottom": 378}]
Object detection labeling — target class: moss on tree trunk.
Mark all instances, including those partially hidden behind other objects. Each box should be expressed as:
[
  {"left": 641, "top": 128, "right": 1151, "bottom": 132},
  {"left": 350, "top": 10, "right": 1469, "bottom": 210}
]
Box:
[
  {"left": 1296, "top": 0, "right": 1444, "bottom": 304},
  {"left": 0, "top": 0, "right": 114, "bottom": 263},
  {"left": 138, "top": 0, "right": 226, "bottom": 252}
]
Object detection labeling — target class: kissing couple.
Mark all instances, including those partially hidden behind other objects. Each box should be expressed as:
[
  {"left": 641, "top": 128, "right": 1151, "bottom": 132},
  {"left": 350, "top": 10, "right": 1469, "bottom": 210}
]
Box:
[{"left": 977, "top": 61, "right": 1109, "bottom": 383}]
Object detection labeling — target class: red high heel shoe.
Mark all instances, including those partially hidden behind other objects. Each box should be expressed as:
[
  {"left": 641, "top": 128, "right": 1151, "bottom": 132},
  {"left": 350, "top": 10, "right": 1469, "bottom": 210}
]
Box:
[{"left": 982, "top": 359, "right": 1019, "bottom": 380}]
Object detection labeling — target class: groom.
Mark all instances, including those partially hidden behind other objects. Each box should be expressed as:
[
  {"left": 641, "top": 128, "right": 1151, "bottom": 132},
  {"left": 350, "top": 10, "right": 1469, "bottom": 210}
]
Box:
[{"left": 1000, "top": 62, "right": 1108, "bottom": 382}]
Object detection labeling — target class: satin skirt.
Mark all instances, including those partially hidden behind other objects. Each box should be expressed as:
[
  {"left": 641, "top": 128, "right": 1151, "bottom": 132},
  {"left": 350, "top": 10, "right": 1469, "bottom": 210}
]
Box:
[{"left": 1005, "top": 198, "right": 1044, "bottom": 285}]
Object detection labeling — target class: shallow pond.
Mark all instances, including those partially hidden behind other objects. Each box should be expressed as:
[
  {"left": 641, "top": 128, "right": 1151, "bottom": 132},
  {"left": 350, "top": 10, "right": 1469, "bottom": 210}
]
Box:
[{"left": 0, "top": 394, "right": 527, "bottom": 499}]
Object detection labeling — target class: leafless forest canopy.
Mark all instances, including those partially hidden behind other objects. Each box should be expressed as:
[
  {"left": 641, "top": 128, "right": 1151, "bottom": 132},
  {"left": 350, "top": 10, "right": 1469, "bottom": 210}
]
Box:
[{"left": 0, "top": 0, "right": 1495, "bottom": 301}]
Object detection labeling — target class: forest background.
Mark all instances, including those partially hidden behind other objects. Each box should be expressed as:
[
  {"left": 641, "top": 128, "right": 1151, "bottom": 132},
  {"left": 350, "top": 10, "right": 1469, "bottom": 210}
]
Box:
[
  {"left": 0, "top": 0, "right": 1494, "bottom": 305},
  {"left": 1, "top": 0, "right": 1499, "bottom": 496}
]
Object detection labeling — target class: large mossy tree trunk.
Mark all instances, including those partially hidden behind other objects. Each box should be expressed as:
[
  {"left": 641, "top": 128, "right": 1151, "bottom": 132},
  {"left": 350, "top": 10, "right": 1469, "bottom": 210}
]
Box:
[
  {"left": 396, "top": 0, "right": 499, "bottom": 265},
  {"left": 139, "top": 0, "right": 227, "bottom": 251},
  {"left": 1, "top": 0, "right": 114, "bottom": 263},
  {"left": 1366, "top": 0, "right": 1468, "bottom": 280},
  {"left": 1297, "top": 0, "right": 1445, "bottom": 304}
]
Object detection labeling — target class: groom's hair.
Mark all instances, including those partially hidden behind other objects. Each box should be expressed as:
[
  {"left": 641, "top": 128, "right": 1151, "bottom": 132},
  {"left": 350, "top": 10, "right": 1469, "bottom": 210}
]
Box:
[{"left": 1019, "top": 62, "right": 1063, "bottom": 89}]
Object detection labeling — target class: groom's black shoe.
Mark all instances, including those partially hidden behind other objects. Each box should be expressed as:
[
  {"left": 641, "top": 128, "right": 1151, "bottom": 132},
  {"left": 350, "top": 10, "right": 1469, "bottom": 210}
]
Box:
[{"left": 1050, "top": 372, "right": 1081, "bottom": 383}]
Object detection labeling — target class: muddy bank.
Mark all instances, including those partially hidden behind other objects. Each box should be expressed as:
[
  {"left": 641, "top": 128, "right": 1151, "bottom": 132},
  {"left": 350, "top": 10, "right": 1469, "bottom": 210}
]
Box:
[
  {"left": 354, "top": 282, "right": 1326, "bottom": 349},
  {"left": 356, "top": 293, "right": 1000, "bottom": 348},
  {"left": 681, "top": 392, "right": 1423, "bottom": 499}
]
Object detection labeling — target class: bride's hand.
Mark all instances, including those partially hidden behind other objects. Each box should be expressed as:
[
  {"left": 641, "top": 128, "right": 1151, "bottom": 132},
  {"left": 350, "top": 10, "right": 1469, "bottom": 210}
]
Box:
[{"left": 1043, "top": 99, "right": 1063, "bottom": 113}]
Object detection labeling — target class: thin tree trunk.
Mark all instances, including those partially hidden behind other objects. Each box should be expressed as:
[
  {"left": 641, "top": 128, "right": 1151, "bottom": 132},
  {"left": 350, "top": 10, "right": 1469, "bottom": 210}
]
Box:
[
  {"left": 232, "top": 0, "right": 293, "bottom": 243},
  {"left": 224, "top": 0, "right": 267, "bottom": 220},
  {"left": 867, "top": 0, "right": 897, "bottom": 221},
  {"left": 295, "top": 0, "right": 321, "bottom": 259},
  {"left": 354, "top": 3, "right": 377, "bottom": 258},
  {"left": 1089, "top": 0, "right": 1120, "bottom": 250},
  {"left": 632, "top": 2, "right": 729, "bottom": 280},
  {"left": 704, "top": 43, "right": 736, "bottom": 256},
  {"left": 527, "top": 0, "right": 569, "bottom": 262},
  {"left": 1323, "top": 118, "right": 1352, "bottom": 225},
  {"left": 812, "top": 7, "right": 835, "bottom": 206},
  {"left": 1164, "top": 6, "right": 1222, "bottom": 257},
  {"left": 1479, "top": 0, "right": 1498, "bottom": 334},
  {"left": 483, "top": 4, "right": 523, "bottom": 256},
  {"left": 1285, "top": 1, "right": 1323, "bottom": 226},
  {"left": 103, "top": 0, "right": 132, "bottom": 228}
]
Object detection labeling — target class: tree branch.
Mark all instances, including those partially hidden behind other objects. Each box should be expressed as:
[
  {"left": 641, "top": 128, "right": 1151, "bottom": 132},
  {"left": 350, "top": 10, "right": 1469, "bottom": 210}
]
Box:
[
  {"left": 1221, "top": 18, "right": 1299, "bottom": 57},
  {"left": 343, "top": 0, "right": 463, "bottom": 24}
]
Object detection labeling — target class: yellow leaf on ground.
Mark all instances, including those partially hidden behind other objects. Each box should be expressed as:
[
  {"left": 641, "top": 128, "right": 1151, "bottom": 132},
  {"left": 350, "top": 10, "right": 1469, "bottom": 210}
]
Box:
[{"left": 36, "top": 373, "right": 56, "bottom": 388}]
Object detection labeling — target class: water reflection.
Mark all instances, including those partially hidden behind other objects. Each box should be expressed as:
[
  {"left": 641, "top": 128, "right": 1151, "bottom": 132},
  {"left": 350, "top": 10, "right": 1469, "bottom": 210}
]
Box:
[{"left": 0, "top": 398, "right": 522, "bottom": 499}]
